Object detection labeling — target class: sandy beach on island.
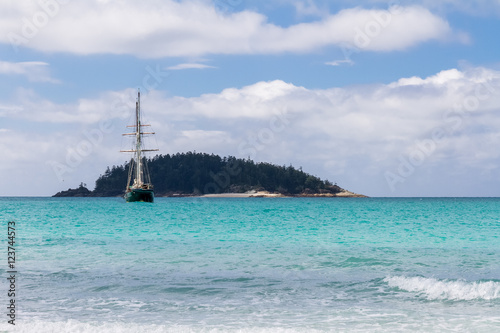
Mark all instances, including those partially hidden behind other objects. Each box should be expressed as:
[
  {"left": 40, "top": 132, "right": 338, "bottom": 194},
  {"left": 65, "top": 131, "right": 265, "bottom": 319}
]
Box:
[
  {"left": 200, "top": 191, "right": 284, "bottom": 198},
  {"left": 199, "top": 190, "right": 366, "bottom": 198}
]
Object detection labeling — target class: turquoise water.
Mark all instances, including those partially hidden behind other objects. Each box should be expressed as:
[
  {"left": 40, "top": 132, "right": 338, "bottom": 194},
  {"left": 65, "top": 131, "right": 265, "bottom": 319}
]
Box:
[{"left": 1, "top": 197, "right": 499, "bottom": 332}]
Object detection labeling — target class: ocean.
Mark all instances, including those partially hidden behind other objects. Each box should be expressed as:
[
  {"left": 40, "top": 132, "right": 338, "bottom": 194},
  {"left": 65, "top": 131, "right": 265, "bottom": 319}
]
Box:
[{"left": 1, "top": 197, "right": 499, "bottom": 332}]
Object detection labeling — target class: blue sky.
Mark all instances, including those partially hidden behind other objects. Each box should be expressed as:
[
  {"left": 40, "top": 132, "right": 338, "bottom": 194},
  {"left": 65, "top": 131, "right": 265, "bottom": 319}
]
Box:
[{"left": 1, "top": 0, "right": 500, "bottom": 196}]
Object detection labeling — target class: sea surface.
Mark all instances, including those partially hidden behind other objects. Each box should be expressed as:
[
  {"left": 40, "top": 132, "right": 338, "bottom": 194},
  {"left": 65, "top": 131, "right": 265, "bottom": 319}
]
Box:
[{"left": 1, "top": 197, "right": 499, "bottom": 332}]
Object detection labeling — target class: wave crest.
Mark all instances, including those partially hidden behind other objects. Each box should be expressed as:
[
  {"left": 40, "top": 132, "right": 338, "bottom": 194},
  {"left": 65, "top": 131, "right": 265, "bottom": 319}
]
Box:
[{"left": 384, "top": 276, "right": 500, "bottom": 301}]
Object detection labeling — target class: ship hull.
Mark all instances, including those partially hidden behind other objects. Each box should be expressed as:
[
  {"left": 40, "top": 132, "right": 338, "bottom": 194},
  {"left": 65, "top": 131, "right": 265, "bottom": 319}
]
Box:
[{"left": 125, "top": 188, "right": 155, "bottom": 203}]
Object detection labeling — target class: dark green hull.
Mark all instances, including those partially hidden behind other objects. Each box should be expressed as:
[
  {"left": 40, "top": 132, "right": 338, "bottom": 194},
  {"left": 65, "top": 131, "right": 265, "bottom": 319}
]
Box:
[{"left": 125, "top": 189, "right": 154, "bottom": 203}]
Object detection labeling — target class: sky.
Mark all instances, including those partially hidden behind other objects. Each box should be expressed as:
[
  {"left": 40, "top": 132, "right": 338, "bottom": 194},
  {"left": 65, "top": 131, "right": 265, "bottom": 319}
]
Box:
[{"left": 1, "top": 0, "right": 500, "bottom": 197}]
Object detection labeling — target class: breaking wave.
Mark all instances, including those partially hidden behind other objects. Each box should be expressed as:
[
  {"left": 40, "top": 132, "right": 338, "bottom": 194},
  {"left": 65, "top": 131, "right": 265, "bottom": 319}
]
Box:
[{"left": 384, "top": 276, "right": 500, "bottom": 301}]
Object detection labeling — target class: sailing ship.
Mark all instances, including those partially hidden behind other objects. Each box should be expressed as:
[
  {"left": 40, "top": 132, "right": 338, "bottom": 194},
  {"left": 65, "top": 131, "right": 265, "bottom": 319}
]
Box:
[{"left": 120, "top": 90, "right": 158, "bottom": 202}]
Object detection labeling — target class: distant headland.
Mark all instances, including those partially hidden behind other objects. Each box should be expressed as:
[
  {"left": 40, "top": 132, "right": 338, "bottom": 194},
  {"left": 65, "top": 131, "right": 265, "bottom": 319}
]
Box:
[{"left": 53, "top": 152, "right": 366, "bottom": 198}]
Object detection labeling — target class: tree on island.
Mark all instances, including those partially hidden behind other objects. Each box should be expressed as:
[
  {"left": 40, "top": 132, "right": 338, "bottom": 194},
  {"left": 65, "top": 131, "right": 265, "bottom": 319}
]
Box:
[{"left": 54, "top": 182, "right": 92, "bottom": 197}]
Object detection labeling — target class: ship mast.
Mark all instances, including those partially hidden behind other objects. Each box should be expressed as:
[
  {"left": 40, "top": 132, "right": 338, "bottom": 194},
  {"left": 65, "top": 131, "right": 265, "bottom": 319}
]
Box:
[
  {"left": 121, "top": 90, "right": 159, "bottom": 189},
  {"left": 135, "top": 91, "right": 143, "bottom": 185}
]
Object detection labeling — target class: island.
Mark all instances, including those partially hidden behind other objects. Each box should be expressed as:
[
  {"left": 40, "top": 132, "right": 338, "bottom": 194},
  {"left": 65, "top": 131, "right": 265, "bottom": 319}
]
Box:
[{"left": 53, "top": 152, "right": 366, "bottom": 198}]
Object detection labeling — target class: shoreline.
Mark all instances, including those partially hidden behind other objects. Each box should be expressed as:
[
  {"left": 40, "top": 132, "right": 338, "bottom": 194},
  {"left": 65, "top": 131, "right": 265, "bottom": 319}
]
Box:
[
  {"left": 194, "top": 190, "right": 367, "bottom": 198},
  {"left": 52, "top": 189, "right": 368, "bottom": 198}
]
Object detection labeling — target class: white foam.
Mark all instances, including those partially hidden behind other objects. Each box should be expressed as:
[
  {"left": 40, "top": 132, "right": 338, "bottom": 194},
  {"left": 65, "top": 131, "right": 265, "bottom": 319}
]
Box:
[
  {"left": 384, "top": 276, "right": 500, "bottom": 301},
  {"left": 0, "top": 320, "right": 324, "bottom": 333}
]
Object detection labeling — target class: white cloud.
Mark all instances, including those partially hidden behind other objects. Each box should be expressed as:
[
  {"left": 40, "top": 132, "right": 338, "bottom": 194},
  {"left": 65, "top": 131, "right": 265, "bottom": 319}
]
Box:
[
  {"left": 325, "top": 59, "right": 354, "bottom": 66},
  {"left": 0, "top": 60, "right": 59, "bottom": 83},
  {"left": 3, "top": 66, "right": 500, "bottom": 196},
  {"left": 0, "top": 1, "right": 455, "bottom": 57},
  {"left": 166, "top": 63, "right": 216, "bottom": 70},
  {"left": 334, "top": 0, "right": 500, "bottom": 16},
  {"left": 2, "top": 88, "right": 138, "bottom": 124},
  {"left": 0, "top": 125, "right": 121, "bottom": 196},
  {"left": 131, "top": 67, "right": 500, "bottom": 196},
  {"left": 173, "top": 130, "right": 234, "bottom": 153}
]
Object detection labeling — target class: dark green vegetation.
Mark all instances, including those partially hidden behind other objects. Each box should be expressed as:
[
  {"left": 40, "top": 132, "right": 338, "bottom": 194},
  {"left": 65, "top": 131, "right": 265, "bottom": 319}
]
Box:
[
  {"left": 53, "top": 152, "right": 345, "bottom": 197},
  {"left": 53, "top": 183, "right": 92, "bottom": 197}
]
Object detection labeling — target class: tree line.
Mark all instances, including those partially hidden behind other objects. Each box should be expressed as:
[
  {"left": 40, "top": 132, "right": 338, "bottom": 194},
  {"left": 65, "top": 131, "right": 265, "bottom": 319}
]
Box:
[{"left": 55, "top": 152, "right": 344, "bottom": 197}]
